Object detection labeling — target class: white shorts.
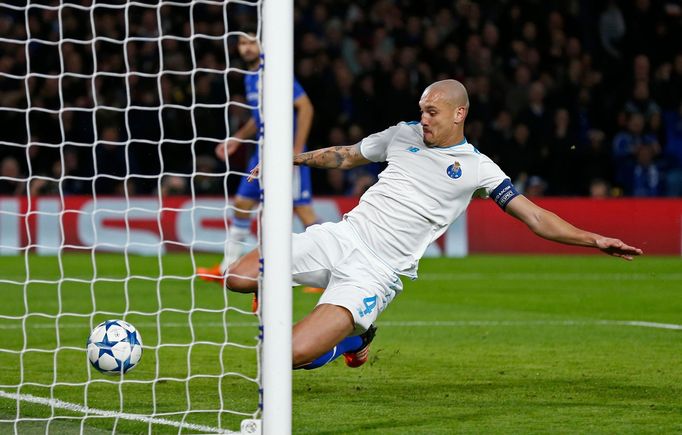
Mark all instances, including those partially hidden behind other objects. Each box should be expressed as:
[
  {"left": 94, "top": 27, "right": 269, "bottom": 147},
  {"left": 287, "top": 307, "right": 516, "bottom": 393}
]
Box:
[{"left": 292, "top": 219, "right": 403, "bottom": 334}]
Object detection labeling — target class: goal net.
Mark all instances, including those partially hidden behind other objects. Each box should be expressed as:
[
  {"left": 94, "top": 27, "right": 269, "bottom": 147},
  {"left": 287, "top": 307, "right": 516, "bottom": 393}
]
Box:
[{"left": 0, "top": 1, "right": 291, "bottom": 433}]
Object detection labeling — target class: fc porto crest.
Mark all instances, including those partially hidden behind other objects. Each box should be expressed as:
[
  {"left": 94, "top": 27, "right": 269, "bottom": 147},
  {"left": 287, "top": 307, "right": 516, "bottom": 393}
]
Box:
[{"left": 446, "top": 161, "right": 462, "bottom": 179}]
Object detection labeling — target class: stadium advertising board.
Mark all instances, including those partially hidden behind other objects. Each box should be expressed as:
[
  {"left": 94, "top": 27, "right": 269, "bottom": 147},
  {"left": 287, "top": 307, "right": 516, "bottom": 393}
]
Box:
[{"left": 1, "top": 196, "right": 680, "bottom": 256}]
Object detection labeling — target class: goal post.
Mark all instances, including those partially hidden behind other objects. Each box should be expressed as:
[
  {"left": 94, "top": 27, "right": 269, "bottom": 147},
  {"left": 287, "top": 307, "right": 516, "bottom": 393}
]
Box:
[{"left": 261, "top": 0, "right": 293, "bottom": 433}]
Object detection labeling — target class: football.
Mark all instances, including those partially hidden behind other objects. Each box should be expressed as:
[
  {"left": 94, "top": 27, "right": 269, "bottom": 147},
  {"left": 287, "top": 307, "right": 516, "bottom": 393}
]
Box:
[{"left": 87, "top": 320, "right": 143, "bottom": 375}]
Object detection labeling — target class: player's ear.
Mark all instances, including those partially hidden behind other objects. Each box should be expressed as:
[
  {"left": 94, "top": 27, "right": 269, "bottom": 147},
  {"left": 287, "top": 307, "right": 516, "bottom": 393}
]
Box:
[{"left": 454, "top": 106, "right": 467, "bottom": 123}]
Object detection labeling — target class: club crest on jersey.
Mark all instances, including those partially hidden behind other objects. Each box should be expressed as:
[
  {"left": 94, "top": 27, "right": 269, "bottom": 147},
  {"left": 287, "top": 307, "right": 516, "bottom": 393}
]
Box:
[{"left": 446, "top": 161, "right": 462, "bottom": 179}]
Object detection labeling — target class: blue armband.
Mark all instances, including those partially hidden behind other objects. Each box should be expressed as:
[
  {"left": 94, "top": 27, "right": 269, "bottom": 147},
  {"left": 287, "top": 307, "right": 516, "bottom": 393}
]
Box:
[{"left": 490, "top": 179, "right": 520, "bottom": 210}]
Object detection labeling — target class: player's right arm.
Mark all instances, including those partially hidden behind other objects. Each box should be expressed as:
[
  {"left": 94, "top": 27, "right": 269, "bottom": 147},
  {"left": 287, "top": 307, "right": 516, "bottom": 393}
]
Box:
[
  {"left": 215, "top": 118, "right": 258, "bottom": 161},
  {"left": 247, "top": 144, "right": 369, "bottom": 182},
  {"left": 294, "top": 144, "right": 370, "bottom": 169}
]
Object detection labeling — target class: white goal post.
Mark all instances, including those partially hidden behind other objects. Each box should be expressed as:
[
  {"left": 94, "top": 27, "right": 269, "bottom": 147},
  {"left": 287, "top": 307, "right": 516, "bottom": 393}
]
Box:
[{"left": 261, "top": 0, "right": 293, "bottom": 434}]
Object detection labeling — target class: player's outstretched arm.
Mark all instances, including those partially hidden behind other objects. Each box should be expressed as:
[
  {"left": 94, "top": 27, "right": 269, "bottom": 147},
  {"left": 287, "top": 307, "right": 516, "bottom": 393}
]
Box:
[
  {"left": 294, "top": 143, "right": 371, "bottom": 169},
  {"left": 247, "top": 144, "right": 370, "bottom": 182},
  {"left": 504, "top": 195, "right": 643, "bottom": 260}
]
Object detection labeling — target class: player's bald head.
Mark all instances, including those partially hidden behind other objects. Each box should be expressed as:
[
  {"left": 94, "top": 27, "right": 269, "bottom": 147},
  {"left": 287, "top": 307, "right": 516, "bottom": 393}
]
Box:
[{"left": 421, "top": 80, "right": 469, "bottom": 110}]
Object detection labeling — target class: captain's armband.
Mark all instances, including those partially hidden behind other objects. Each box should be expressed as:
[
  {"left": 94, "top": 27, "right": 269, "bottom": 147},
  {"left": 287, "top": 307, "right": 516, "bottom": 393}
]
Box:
[{"left": 490, "top": 179, "right": 520, "bottom": 210}]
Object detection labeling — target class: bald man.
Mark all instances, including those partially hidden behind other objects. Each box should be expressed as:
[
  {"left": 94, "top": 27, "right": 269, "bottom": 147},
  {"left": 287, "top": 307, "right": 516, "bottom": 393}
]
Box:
[{"left": 227, "top": 80, "right": 642, "bottom": 370}]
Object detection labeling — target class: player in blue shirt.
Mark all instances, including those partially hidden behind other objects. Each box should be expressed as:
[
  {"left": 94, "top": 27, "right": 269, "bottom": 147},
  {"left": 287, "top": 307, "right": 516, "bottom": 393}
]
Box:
[{"left": 198, "top": 32, "right": 319, "bottom": 297}]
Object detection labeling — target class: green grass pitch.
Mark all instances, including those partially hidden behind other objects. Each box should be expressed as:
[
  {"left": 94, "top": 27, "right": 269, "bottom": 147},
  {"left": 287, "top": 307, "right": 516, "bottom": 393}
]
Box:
[{"left": 0, "top": 253, "right": 680, "bottom": 433}]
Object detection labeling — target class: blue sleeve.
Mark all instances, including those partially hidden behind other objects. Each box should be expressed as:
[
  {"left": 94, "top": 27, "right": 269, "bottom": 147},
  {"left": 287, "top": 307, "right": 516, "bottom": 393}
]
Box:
[
  {"left": 293, "top": 77, "right": 306, "bottom": 100},
  {"left": 490, "top": 179, "right": 520, "bottom": 210}
]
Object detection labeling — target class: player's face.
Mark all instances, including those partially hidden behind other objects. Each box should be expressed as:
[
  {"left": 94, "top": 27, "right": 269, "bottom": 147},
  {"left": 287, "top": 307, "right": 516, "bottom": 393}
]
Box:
[
  {"left": 238, "top": 35, "right": 260, "bottom": 66},
  {"left": 419, "top": 91, "right": 457, "bottom": 146}
]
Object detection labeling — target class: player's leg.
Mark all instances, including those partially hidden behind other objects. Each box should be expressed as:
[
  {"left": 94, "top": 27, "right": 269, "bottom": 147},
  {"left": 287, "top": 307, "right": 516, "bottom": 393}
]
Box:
[
  {"left": 293, "top": 204, "right": 317, "bottom": 228},
  {"left": 292, "top": 165, "right": 324, "bottom": 294},
  {"left": 294, "top": 303, "right": 378, "bottom": 369},
  {"left": 292, "top": 304, "right": 356, "bottom": 368},
  {"left": 223, "top": 155, "right": 261, "bottom": 271},
  {"left": 198, "top": 150, "right": 260, "bottom": 281},
  {"left": 222, "top": 195, "right": 258, "bottom": 270},
  {"left": 196, "top": 194, "right": 257, "bottom": 282},
  {"left": 223, "top": 248, "right": 260, "bottom": 293},
  {"left": 295, "top": 202, "right": 324, "bottom": 294},
  {"left": 292, "top": 164, "right": 317, "bottom": 227}
]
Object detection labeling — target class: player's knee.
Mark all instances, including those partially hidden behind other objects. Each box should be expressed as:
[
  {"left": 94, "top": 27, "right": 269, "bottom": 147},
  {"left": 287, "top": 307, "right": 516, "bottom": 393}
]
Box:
[
  {"left": 225, "top": 248, "right": 260, "bottom": 289},
  {"left": 291, "top": 340, "right": 316, "bottom": 367},
  {"left": 224, "top": 258, "right": 258, "bottom": 292},
  {"left": 224, "top": 274, "right": 255, "bottom": 293}
]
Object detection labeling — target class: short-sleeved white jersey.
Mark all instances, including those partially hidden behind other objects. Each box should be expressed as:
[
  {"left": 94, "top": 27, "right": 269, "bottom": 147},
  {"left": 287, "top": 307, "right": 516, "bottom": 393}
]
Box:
[{"left": 344, "top": 121, "right": 511, "bottom": 278}]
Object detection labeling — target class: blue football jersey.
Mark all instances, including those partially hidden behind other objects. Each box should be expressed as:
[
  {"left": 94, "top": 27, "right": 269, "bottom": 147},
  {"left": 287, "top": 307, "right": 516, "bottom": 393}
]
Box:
[{"left": 243, "top": 73, "right": 306, "bottom": 141}]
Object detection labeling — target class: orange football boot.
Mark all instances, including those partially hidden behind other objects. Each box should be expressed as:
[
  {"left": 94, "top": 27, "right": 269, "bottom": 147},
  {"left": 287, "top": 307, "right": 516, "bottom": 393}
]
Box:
[
  {"left": 196, "top": 264, "right": 224, "bottom": 285},
  {"left": 343, "top": 325, "right": 377, "bottom": 368}
]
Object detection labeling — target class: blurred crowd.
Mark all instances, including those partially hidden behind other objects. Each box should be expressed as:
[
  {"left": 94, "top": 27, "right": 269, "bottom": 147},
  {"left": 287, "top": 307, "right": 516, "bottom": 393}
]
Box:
[{"left": 1, "top": 0, "right": 682, "bottom": 198}]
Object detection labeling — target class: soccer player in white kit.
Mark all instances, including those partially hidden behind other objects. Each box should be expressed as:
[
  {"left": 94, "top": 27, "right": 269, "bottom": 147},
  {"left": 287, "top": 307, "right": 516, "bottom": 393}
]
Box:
[{"left": 226, "top": 80, "right": 643, "bottom": 370}]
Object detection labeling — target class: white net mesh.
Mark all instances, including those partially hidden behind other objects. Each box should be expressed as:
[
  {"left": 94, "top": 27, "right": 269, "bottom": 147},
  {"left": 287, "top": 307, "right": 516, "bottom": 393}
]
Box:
[{"left": 0, "top": 1, "right": 263, "bottom": 433}]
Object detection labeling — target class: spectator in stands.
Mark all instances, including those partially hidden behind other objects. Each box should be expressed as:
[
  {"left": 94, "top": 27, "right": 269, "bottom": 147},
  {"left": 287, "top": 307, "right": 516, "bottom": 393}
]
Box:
[
  {"left": 624, "top": 81, "right": 661, "bottom": 121},
  {"left": 29, "top": 159, "right": 61, "bottom": 197},
  {"left": 613, "top": 113, "right": 660, "bottom": 164},
  {"left": 94, "top": 127, "right": 127, "bottom": 194},
  {"left": 589, "top": 178, "right": 612, "bottom": 198},
  {"left": 663, "top": 102, "right": 682, "bottom": 196},
  {"left": 579, "top": 129, "right": 614, "bottom": 196},
  {"left": 3, "top": 1, "right": 681, "bottom": 197},
  {"left": 546, "top": 108, "right": 579, "bottom": 195},
  {"left": 522, "top": 175, "right": 548, "bottom": 197},
  {"left": 505, "top": 64, "right": 532, "bottom": 117},
  {"left": 192, "top": 155, "right": 223, "bottom": 196},
  {"left": 599, "top": 1, "right": 627, "bottom": 64},
  {"left": 160, "top": 175, "right": 188, "bottom": 196},
  {"left": 619, "top": 143, "right": 665, "bottom": 196},
  {"left": 0, "top": 157, "right": 25, "bottom": 196}
]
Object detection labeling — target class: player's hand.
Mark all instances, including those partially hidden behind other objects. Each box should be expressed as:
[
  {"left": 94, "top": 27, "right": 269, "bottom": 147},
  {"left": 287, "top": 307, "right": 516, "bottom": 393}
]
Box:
[
  {"left": 595, "top": 237, "right": 643, "bottom": 260},
  {"left": 247, "top": 164, "right": 260, "bottom": 182},
  {"left": 214, "top": 139, "right": 241, "bottom": 161}
]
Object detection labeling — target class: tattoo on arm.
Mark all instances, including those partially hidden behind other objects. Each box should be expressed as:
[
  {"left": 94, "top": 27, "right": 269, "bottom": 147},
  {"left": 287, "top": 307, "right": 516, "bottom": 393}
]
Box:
[{"left": 294, "top": 144, "right": 368, "bottom": 169}]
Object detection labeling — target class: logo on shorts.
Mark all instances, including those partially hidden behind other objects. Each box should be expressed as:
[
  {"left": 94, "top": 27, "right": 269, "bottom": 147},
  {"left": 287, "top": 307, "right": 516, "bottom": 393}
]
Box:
[{"left": 446, "top": 161, "right": 462, "bottom": 179}]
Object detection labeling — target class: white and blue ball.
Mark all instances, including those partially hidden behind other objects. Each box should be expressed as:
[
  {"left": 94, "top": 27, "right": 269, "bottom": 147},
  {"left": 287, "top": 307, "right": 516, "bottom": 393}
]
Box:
[{"left": 87, "top": 320, "right": 143, "bottom": 375}]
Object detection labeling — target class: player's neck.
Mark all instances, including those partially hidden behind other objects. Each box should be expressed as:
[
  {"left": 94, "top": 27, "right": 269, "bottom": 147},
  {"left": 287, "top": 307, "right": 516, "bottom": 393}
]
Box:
[
  {"left": 248, "top": 60, "right": 260, "bottom": 71},
  {"left": 431, "top": 133, "right": 466, "bottom": 148}
]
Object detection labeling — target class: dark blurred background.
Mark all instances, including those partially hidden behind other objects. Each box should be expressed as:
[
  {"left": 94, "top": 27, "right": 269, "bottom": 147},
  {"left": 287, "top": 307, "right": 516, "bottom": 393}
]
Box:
[{"left": 1, "top": 0, "right": 681, "bottom": 198}]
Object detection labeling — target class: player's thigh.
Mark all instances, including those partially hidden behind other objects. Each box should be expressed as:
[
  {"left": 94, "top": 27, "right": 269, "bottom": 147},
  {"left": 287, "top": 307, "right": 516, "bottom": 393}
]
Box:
[
  {"left": 321, "top": 252, "right": 402, "bottom": 335},
  {"left": 291, "top": 222, "right": 346, "bottom": 288},
  {"left": 235, "top": 176, "right": 260, "bottom": 204},
  {"left": 292, "top": 165, "right": 312, "bottom": 206}
]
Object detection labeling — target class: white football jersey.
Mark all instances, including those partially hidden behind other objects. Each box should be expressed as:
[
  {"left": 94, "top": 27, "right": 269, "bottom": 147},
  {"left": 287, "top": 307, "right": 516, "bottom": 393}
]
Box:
[{"left": 345, "top": 121, "right": 512, "bottom": 278}]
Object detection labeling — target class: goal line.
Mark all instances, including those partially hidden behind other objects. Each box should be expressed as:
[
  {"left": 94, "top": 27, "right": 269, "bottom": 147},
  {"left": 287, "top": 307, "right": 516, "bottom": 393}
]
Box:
[{"left": 0, "top": 390, "right": 236, "bottom": 434}]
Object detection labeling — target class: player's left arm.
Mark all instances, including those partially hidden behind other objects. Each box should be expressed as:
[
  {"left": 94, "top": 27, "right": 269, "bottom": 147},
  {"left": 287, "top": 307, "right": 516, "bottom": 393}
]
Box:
[
  {"left": 504, "top": 195, "right": 643, "bottom": 260},
  {"left": 293, "top": 94, "right": 314, "bottom": 155}
]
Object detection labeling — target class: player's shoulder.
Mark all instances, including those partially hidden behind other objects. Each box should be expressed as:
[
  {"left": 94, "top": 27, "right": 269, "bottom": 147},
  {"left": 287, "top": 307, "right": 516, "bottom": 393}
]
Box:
[
  {"left": 395, "top": 120, "right": 423, "bottom": 138},
  {"left": 443, "top": 139, "right": 489, "bottom": 160}
]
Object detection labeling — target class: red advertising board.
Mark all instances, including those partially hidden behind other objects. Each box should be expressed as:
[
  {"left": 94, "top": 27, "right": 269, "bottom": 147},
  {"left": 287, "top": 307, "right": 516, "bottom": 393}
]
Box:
[
  {"left": 467, "top": 198, "right": 682, "bottom": 255},
  {"left": 0, "top": 196, "right": 680, "bottom": 256}
]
